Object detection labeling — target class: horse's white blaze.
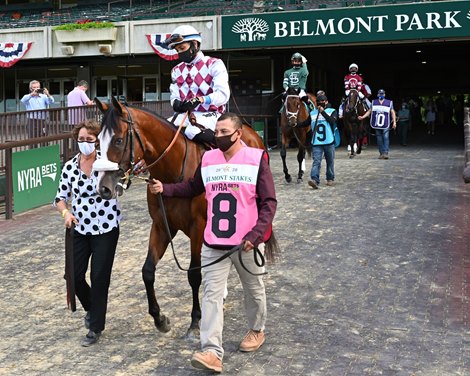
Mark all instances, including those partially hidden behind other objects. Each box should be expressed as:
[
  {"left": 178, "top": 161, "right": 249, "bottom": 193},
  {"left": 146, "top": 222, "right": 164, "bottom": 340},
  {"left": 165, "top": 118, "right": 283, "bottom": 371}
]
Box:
[
  {"left": 98, "top": 128, "right": 113, "bottom": 162},
  {"left": 93, "top": 128, "right": 119, "bottom": 191}
]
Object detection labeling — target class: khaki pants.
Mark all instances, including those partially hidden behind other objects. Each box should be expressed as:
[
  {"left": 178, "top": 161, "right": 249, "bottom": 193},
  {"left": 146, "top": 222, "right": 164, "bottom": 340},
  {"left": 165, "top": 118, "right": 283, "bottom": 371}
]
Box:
[{"left": 200, "top": 243, "right": 267, "bottom": 359}]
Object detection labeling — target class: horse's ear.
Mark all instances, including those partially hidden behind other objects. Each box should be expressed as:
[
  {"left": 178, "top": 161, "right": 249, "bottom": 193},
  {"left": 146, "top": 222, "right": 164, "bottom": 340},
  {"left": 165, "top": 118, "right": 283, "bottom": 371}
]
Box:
[
  {"left": 94, "top": 97, "right": 108, "bottom": 113},
  {"left": 111, "top": 96, "right": 125, "bottom": 116}
]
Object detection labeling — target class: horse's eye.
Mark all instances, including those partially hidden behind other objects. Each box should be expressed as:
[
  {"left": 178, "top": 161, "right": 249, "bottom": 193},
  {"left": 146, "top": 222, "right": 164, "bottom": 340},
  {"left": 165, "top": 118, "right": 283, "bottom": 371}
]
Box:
[{"left": 115, "top": 138, "right": 123, "bottom": 146}]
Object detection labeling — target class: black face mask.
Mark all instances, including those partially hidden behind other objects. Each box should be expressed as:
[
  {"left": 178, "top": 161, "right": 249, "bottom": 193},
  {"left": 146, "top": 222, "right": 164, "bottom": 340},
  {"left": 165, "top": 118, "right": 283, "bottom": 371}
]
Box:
[
  {"left": 215, "top": 130, "right": 238, "bottom": 152},
  {"left": 178, "top": 42, "right": 198, "bottom": 63}
]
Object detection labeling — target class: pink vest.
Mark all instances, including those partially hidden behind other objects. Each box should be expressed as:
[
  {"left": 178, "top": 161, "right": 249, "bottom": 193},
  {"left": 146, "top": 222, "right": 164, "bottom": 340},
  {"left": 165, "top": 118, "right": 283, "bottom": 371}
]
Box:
[
  {"left": 201, "top": 147, "right": 264, "bottom": 248},
  {"left": 172, "top": 57, "right": 225, "bottom": 113}
]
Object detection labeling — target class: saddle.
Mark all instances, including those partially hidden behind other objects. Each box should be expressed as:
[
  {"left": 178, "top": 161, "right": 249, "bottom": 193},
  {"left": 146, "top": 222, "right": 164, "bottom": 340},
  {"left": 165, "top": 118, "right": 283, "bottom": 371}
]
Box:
[{"left": 188, "top": 113, "right": 216, "bottom": 150}]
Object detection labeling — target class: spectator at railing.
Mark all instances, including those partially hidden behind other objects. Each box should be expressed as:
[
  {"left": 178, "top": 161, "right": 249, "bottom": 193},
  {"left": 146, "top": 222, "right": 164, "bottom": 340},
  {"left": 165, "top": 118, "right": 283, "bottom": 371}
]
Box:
[
  {"left": 67, "top": 80, "right": 94, "bottom": 126},
  {"left": 20, "top": 79, "right": 54, "bottom": 148}
]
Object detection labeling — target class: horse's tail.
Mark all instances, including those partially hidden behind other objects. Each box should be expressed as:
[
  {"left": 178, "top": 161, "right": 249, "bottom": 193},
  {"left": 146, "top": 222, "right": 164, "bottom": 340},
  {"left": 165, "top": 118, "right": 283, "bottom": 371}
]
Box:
[
  {"left": 265, "top": 231, "right": 281, "bottom": 264},
  {"left": 305, "top": 130, "right": 313, "bottom": 157},
  {"left": 305, "top": 141, "right": 312, "bottom": 158}
]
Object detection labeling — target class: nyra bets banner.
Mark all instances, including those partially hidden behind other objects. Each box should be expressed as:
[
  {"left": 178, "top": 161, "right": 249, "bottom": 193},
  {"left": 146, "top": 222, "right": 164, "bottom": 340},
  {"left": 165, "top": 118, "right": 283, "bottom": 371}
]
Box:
[{"left": 12, "top": 145, "right": 61, "bottom": 213}]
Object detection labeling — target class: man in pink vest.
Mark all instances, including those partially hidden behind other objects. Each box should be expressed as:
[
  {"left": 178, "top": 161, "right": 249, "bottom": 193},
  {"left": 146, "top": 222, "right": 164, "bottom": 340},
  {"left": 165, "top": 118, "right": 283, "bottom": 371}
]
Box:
[{"left": 149, "top": 113, "right": 277, "bottom": 374}]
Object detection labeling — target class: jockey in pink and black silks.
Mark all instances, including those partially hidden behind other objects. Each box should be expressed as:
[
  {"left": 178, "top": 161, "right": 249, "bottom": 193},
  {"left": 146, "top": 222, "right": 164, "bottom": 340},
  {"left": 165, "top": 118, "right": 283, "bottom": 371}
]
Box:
[{"left": 165, "top": 24, "right": 230, "bottom": 146}]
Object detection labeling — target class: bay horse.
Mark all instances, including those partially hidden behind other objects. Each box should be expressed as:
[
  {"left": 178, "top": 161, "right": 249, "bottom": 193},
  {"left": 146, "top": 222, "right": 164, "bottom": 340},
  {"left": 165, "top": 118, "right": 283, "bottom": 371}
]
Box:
[
  {"left": 93, "top": 97, "right": 269, "bottom": 339},
  {"left": 280, "top": 87, "right": 316, "bottom": 183},
  {"left": 343, "top": 89, "right": 367, "bottom": 158}
]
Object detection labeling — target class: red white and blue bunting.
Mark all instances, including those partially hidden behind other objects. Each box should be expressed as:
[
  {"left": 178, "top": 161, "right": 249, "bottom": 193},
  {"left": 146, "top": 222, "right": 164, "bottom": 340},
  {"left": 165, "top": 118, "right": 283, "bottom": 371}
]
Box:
[
  {"left": 0, "top": 42, "right": 32, "bottom": 68},
  {"left": 146, "top": 34, "right": 178, "bottom": 61}
]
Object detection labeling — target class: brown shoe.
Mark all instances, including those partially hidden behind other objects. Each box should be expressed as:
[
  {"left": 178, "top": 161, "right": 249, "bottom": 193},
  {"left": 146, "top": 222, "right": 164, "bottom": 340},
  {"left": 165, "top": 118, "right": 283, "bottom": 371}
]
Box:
[
  {"left": 326, "top": 180, "right": 335, "bottom": 187},
  {"left": 378, "top": 154, "right": 385, "bottom": 159},
  {"left": 239, "top": 330, "right": 265, "bottom": 352},
  {"left": 383, "top": 153, "right": 389, "bottom": 159},
  {"left": 191, "top": 351, "right": 222, "bottom": 373},
  {"left": 308, "top": 180, "right": 319, "bottom": 189}
]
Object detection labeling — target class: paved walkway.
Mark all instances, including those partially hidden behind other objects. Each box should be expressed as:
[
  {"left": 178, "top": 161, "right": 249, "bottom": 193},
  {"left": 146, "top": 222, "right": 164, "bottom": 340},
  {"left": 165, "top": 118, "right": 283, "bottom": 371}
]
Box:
[{"left": 1, "top": 142, "right": 469, "bottom": 376}]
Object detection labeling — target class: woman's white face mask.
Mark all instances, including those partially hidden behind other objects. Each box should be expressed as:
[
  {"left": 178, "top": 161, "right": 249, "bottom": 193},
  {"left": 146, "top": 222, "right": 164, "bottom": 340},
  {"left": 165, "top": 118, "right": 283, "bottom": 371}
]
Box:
[{"left": 78, "top": 141, "right": 96, "bottom": 156}]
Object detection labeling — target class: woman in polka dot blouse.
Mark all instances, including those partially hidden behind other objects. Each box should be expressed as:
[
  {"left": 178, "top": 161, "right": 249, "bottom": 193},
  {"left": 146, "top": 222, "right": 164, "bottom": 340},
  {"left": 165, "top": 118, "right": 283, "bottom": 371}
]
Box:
[{"left": 55, "top": 120, "right": 121, "bottom": 347}]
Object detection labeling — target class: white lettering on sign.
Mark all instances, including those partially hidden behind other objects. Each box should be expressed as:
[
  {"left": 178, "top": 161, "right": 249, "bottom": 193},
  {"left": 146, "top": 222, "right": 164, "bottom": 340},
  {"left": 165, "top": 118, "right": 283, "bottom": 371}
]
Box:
[
  {"left": 271, "top": 10, "right": 461, "bottom": 39},
  {"left": 17, "top": 162, "right": 58, "bottom": 191},
  {"left": 17, "top": 167, "right": 42, "bottom": 191}
]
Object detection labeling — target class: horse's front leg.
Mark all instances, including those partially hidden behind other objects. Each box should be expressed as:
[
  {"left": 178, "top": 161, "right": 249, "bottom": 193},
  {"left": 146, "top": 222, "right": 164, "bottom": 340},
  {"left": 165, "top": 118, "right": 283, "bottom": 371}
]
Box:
[
  {"left": 280, "top": 142, "right": 292, "bottom": 183},
  {"left": 142, "top": 222, "right": 173, "bottom": 333},
  {"left": 296, "top": 147, "right": 306, "bottom": 183}
]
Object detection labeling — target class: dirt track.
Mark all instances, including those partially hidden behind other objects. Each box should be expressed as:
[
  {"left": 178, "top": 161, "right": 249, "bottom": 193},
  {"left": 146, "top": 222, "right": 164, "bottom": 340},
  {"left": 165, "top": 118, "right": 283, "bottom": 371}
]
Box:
[{"left": 1, "top": 145, "right": 470, "bottom": 375}]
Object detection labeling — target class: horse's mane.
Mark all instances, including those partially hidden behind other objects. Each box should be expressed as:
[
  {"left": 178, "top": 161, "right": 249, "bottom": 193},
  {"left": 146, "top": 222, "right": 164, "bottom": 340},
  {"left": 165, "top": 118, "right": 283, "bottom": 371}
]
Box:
[
  {"left": 286, "top": 87, "right": 300, "bottom": 96},
  {"left": 101, "top": 104, "right": 178, "bottom": 135}
]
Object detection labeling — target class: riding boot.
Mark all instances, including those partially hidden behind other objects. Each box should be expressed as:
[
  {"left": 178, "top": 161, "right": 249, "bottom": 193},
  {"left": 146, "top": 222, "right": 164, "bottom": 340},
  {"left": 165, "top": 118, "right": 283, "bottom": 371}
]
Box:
[{"left": 192, "top": 129, "right": 216, "bottom": 149}]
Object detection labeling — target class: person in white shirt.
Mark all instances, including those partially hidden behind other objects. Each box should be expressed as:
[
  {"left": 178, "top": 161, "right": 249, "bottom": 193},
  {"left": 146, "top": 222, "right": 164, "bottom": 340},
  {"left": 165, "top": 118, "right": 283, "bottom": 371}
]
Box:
[{"left": 20, "top": 80, "right": 54, "bottom": 147}]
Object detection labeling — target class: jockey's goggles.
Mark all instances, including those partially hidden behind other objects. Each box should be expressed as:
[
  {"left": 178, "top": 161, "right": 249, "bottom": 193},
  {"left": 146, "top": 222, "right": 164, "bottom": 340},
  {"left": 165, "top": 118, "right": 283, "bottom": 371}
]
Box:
[
  {"left": 165, "top": 33, "right": 200, "bottom": 47},
  {"left": 165, "top": 33, "right": 184, "bottom": 46}
]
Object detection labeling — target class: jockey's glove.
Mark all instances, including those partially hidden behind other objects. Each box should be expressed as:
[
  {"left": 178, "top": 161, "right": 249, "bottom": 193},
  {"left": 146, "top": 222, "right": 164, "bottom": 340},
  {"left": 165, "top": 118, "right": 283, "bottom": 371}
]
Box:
[
  {"left": 173, "top": 98, "right": 201, "bottom": 113},
  {"left": 172, "top": 99, "right": 186, "bottom": 113}
]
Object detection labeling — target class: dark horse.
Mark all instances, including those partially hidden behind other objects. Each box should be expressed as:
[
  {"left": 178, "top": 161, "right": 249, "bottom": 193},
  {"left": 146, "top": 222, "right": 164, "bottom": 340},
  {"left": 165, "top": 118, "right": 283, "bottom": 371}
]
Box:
[
  {"left": 93, "top": 97, "right": 268, "bottom": 339},
  {"left": 280, "top": 87, "right": 316, "bottom": 183},
  {"left": 343, "top": 89, "right": 367, "bottom": 158}
]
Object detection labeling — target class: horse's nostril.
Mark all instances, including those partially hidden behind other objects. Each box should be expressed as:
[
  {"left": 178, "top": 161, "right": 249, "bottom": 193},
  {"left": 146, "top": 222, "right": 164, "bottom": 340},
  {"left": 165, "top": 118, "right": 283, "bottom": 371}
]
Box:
[{"left": 99, "top": 186, "right": 112, "bottom": 200}]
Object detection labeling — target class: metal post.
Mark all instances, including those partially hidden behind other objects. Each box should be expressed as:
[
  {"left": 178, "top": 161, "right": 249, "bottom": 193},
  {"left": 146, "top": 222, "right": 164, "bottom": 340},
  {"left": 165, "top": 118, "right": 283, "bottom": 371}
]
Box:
[
  {"left": 5, "top": 147, "right": 13, "bottom": 219},
  {"left": 463, "top": 107, "right": 470, "bottom": 183}
]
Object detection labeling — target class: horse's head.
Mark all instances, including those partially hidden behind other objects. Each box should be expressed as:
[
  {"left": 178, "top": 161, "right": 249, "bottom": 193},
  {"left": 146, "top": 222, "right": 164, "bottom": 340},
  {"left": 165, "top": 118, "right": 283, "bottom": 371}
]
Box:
[
  {"left": 284, "top": 87, "right": 303, "bottom": 126},
  {"left": 346, "top": 89, "right": 360, "bottom": 115},
  {"left": 93, "top": 97, "right": 142, "bottom": 199}
]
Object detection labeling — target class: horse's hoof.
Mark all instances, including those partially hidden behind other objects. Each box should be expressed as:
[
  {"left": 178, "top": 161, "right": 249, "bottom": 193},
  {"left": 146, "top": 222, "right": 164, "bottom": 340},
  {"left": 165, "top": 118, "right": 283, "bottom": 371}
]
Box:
[
  {"left": 184, "top": 327, "right": 200, "bottom": 342},
  {"left": 155, "top": 315, "right": 171, "bottom": 333},
  {"left": 349, "top": 154, "right": 355, "bottom": 159},
  {"left": 357, "top": 150, "right": 362, "bottom": 155},
  {"left": 285, "top": 176, "right": 292, "bottom": 183},
  {"left": 297, "top": 177, "right": 303, "bottom": 184}
]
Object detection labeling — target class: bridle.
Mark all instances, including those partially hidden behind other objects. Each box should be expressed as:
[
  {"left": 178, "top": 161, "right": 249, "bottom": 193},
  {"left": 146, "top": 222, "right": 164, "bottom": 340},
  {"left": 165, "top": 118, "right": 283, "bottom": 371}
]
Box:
[
  {"left": 284, "top": 94, "right": 302, "bottom": 125},
  {"left": 110, "top": 105, "right": 189, "bottom": 187},
  {"left": 346, "top": 89, "right": 360, "bottom": 114}
]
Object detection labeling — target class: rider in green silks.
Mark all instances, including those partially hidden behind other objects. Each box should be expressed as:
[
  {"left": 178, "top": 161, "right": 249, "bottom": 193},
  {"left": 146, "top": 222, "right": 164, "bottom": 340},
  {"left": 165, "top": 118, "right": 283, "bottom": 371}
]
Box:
[{"left": 282, "top": 52, "right": 314, "bottom": 111}]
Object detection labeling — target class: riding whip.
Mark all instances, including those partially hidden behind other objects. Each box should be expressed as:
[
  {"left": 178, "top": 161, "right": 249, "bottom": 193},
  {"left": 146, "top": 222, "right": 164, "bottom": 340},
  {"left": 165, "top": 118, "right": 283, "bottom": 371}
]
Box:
[{"left": 64, "top": 223, "right": 76, "bottom": 312}]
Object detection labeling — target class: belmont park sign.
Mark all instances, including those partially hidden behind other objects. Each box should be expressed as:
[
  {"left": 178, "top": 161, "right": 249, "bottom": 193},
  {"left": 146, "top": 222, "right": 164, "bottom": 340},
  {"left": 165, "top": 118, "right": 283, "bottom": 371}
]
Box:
[{"left": 221, "top": 0, "right": 470, "bottom": 49}]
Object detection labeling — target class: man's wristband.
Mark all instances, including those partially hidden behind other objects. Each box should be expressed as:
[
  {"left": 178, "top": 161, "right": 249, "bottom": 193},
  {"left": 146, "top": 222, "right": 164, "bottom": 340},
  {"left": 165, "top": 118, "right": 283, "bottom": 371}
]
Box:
[{"left": 61, "top": 209, "right": 69, "bottom": 218}]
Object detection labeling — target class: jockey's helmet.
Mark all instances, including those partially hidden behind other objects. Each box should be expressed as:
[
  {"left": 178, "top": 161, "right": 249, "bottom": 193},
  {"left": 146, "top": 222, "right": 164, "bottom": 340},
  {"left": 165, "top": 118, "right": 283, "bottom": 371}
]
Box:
[
  {"left": 349, "top": 63, "right": 359, "bottom": 73},
  {"left": 165, "top": 25, "right": 202, "bottom": 49},
  {"left": 377, "top": 89, "right": 385, "bottom": 95},
  {"left": 291, "top": 52, "right": 303, "bottom": 67}
]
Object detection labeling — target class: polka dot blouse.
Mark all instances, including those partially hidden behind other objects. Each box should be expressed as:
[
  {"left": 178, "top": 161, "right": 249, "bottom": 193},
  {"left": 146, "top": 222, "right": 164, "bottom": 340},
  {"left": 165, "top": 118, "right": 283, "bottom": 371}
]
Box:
[{"left": 55, "top": 151, "right": 122, "bottom": 235}]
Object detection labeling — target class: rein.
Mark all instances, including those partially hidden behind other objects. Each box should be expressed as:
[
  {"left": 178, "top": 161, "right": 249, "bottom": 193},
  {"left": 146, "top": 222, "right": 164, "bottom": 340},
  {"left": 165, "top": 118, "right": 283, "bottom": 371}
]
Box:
[
  {"left": 156, "top": 193, "right": 266, "bottom": 276},
  {"left": 118, "top": 107, "right": 189, "bottom": 187},
  {"left": 284, "top": 95, "right": 310, "bottom": 146},
  {"left": 140, "top": 111, "right": 188, "bottom": 172},
  {"left": 346, "top": 90, "right": 360, "bottom": 115}
]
